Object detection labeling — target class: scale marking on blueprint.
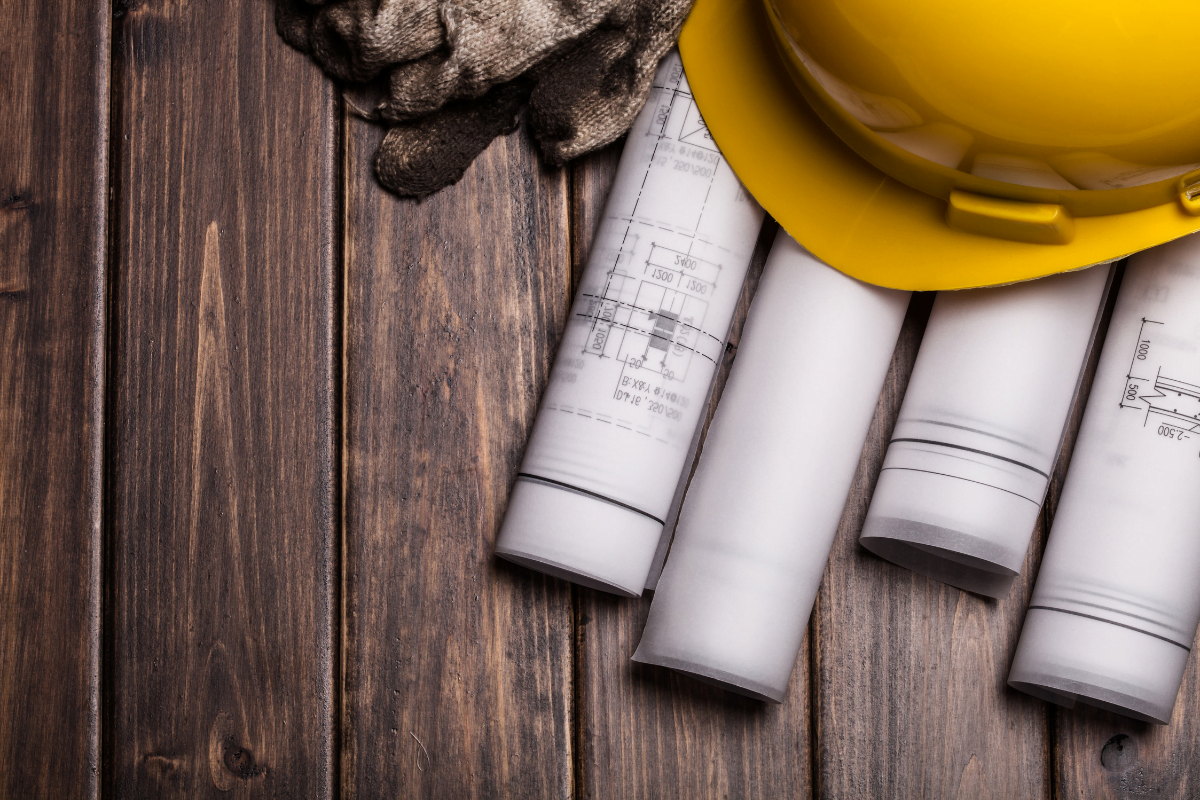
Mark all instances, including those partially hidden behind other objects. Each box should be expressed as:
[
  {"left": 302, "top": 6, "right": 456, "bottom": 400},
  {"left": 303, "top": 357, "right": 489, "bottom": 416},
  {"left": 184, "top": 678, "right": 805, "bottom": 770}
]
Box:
[{"left": 1119, "top": 317, "right": 1200, "bottom": 451}]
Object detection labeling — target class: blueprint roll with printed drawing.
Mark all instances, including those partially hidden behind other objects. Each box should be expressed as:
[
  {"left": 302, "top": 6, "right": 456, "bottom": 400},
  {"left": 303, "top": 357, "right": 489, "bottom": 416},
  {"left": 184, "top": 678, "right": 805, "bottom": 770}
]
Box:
[
  {"left": 1010, "top": 236, "right": 1200, "bottom": 724},
  {"left": 494, "top": 51, "right": 764, "bottom": 597}
]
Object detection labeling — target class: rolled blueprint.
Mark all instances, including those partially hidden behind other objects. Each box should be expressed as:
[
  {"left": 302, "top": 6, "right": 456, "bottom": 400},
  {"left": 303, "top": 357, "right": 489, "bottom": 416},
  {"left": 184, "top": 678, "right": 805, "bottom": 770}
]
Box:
[
  {"left": 494, "top": 51, "right": 765, "bottom": 596},
  {"left": 1009, "top": 234, "right": 1200, "bottom": 723},
  {"left": 632, "top": 230, "right": 911, "bottom": 701},
  {"left": 860, "top": 265, "right": 1113, "bottom": 598}
]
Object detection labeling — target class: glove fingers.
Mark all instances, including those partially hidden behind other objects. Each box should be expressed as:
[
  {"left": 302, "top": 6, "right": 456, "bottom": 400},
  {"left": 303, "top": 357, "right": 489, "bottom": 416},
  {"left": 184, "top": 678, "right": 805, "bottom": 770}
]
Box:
[
  {"left": 309, "top": 0, "right": 446, "bottom": 83},
  {"left": 530, "top": 0, "right": 693, "bottom": 164},
  {"left": 283, "top": 0, "right": 695, "bottom": 197},
  {"left": 275, "top": 0, "right": 319, "bottom": 53},
  {"left": 374, "top": 79, "right": 533, "bottom": 198},
  {"left": 374, "top": 0, "right": 632, "bottom": 124},
  {"left": 376, "top": 53, "right": 465, "bottom": 122}
]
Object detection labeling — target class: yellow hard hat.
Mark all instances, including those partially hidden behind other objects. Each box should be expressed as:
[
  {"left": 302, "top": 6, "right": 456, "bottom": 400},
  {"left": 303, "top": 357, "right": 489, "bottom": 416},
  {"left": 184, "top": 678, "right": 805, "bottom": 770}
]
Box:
[{"left": 680, "top": 0, "right": 1200, "bottom": 289}]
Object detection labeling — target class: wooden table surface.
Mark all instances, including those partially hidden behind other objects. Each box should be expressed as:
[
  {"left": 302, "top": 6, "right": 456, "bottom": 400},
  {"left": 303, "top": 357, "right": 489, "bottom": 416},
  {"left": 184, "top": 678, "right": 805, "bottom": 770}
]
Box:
[{"left": 3, "top": 2, "right": 1198, "bottom": 798}]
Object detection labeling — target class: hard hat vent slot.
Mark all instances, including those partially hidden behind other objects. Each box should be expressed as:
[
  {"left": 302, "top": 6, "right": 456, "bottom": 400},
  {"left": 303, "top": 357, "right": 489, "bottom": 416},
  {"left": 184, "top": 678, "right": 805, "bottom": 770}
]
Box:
[{"left": 945, "top": 191, "right": 1075, "bottom": 245}]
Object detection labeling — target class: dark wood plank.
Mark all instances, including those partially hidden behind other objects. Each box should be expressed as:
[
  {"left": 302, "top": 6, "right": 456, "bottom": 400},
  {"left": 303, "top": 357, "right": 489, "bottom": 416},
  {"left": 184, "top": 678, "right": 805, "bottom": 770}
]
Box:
[
  {"left": 1052, "top": 663, "right": 1200, "bottom": 799},
  {"left": 0, "top": 1, "right": 109, "bottom": 796},
  {"left": 813, "top": 291, "right": 1055, "bottom": 800},
  {"left": 569, "top": 140, "right": 622, "bottom": 294},
  {"left": 341, "top": 120, "right": 574, "bottom": 797},
  {"left": 579, "top": 591, "right": 812, "bottom": 800},
  {"left": 1052, "top": 263, "right": 1200, "bottom": 799},
  {"left": 573, "top": 142, "right": 808, "bottom": 797},
  {"left": 109, "top": 2, "right": 336, "bottom": 795}
]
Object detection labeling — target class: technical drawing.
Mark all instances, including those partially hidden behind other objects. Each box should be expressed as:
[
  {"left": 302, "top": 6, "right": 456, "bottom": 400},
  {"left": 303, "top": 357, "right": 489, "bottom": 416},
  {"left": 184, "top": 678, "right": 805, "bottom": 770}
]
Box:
[
  {"left": 677, "top": 101, "right": 721, "bottom": 153},
  {"left": 1119, "top": 317, "right": 1200, "bottom": 447},
  {"left": 574, "top": 71, "right": 731, "bottom": 396}
]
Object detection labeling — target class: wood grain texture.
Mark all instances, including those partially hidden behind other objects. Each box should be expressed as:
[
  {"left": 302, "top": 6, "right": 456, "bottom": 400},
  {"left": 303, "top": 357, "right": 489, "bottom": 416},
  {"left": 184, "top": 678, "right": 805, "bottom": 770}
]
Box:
[
  {"left": 572, "top": 143, "right": 809, "bottom": 799},
  {"left": 1051, "top": 263, "right": 1200, "bottom": 800},
  {"left": 341, "top": 118, "right": 573, "bottom": 798},
  {"left": 9, "top": 4, "right": 1200, "bottom": 793},
  {"left": 109, "top": 1, "right": 336, "bottom": 796},
  {"left": 814, "top": 292, "right": 1054, "bottom": 800},
  {"left": 0, "top": 1, "right": 109, "bottom": 797},
  {"left": 1052, "top": 663, "right": 1200, "bottom": 800},
  {"left": 577, "top": 591, "right": 812, "bottom": 800}
]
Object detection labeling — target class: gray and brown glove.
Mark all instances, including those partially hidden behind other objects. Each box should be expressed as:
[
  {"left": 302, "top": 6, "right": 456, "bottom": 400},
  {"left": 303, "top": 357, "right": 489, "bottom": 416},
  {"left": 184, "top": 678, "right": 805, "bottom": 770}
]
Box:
[{"left": 277, "top": 0, "right": 694, "bottom": 197}]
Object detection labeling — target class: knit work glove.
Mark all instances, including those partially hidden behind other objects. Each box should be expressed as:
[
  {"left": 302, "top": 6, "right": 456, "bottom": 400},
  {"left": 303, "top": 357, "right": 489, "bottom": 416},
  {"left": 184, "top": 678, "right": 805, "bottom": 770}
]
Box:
[{"left": 277, "top": 0, "right": 693, "bottom": 197}]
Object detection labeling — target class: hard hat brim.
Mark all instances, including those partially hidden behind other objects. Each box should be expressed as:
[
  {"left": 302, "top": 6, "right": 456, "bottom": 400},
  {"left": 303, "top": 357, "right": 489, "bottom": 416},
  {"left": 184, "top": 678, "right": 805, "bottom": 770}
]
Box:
[{"left": 680, "top": 0, "right": 1200, "bottom": 290}]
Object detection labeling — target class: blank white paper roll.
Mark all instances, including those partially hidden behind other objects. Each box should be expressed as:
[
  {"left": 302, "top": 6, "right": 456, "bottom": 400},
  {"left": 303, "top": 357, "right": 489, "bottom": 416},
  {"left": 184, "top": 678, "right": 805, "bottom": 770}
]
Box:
[
  {"left": 1009, "top": 234, "right": 1200, "bottom": 723},
  {"left": 494, "top": 51, "right": 765, "bottom": 596},
  {"left": 632, "top": 230, "right": 911, "bottom": 701},
  {"left": 860, "top": 264, "right": 1113, "bottom": 598}
]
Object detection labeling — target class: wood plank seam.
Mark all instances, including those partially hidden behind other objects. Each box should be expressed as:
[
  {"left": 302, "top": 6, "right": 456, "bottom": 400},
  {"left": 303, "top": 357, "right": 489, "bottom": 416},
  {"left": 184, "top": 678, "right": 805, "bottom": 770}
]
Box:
[
  {"left": 572, "top": 584, "right": 585, "bottom": 800},
  {"left": 101, "top": 2, "right": 125, "bottom": 797},
  {"left": 92, "top": 5, "right": 117, "bottom": 798},
  {"left": 335, "top": 94, "right": 349, "bottom": 800},
  {"left": 1042, "top": 261, "right": 1122, "bottom": 800},
  {"left": 1041, "top": 261, "right": 1124, "bottom": 800}
]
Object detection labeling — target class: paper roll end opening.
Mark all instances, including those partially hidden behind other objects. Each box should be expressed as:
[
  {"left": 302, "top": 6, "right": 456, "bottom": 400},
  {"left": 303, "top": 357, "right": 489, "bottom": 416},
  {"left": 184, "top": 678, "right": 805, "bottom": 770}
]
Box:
[
  {"left": 494, "top": 551, "right": 642, "bottom": 597},
  {"left": 1008, "top": 607, "right": 1189, "bottom": 725},
  {"left": 494, "top": 477, "right": 662, "bottom": 597},
  {"left": 860, "top": 516, "right": 1020, "bottom": 598}
]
